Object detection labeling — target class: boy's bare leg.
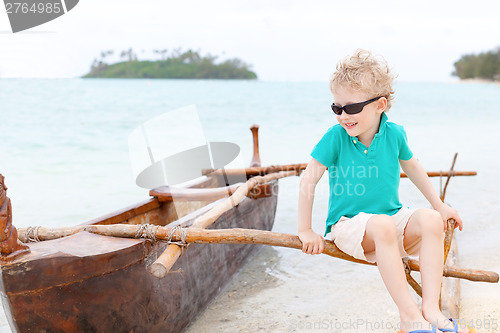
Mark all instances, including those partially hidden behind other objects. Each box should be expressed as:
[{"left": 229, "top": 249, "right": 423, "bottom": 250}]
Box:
[
  {"left": 363, "top": 215, "right": 432, "bottom": 333},
  {"left": 403, "top": 209, "right": 469, "bottom": 333}
]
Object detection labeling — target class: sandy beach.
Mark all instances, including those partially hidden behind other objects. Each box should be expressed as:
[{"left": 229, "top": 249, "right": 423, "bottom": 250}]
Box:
[
  {"left": 185, "top": 244, "right": 500, "bottom": 333},
  {"left": 185, "top": 245, "right": 401, "bottom": 333},
  {"left": 1, "top": 244, "right": 498, "bottom": 333}
]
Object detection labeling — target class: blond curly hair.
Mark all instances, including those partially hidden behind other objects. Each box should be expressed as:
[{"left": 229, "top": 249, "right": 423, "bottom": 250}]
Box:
[{"left": 330, "top": 49, "right": 396, "bottom": 111}]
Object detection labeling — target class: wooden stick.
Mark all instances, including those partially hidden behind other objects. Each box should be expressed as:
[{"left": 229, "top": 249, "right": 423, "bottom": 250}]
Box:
[
  {"left": 409, "top": 171, "right": 476, "bottom": 178},
  {"left": 404, "top": 270, "right": 423, "bottom": 297},
  {"left": 149, "top": 170, "right": 297, "bottom": 278},
  {"left": 441, "top": 240, "right": 460, "bottom": 318},
  {"left": 150, "top": 245, "right": 182, "bottom": 278},
  {"left": 203, "top": 164, "right": 307, "bottom": 177},
  {"left": 202, "top": 164, "right": 476, "bottom": 178},
  {"left": 443, "top": 219, "right": 456, "bottom": 264},
  {"left": 402, "top": 257, "right": 423, "bottom": 297},
  {"left": 442, "top": 156, "right": 458, "bottom": 262},
  {"left": 18, "top": 224, "right": 499, "bottom": 283},
  {"left": 439, "top": 154, "right": 459, "bottom": 313},
  {"left": 18, "top": 226, "right": 85, "bottom": 243},
  {"left": 440, "top": 219, "right": 457, "bottom": 311},
  {"left": 249, "top": 125, "right": 261, "bottom": 167},
  {"left": 441, "top": 153, "right": 458, "bottom": 202}
]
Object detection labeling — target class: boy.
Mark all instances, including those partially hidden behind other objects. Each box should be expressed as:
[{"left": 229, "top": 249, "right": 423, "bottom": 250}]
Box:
[{"left": 298, "top": 49, "right": 468, "bottom": 333}]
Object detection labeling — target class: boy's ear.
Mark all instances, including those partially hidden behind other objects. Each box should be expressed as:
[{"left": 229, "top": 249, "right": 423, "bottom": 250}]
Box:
[{"left": 376, "top": 97, "right": 387, "bottom": 113}]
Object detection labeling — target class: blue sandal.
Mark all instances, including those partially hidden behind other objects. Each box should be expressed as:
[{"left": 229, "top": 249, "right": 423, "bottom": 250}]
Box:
[
  {"left": 397, "top": 326, "right": 437, "bottom": 333},
  {"left": 408, "top": 327, "right": 437, "bottom": 333}
]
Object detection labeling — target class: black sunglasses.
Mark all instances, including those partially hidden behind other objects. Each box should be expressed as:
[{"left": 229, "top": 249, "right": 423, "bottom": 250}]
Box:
[{"left": 331, "top": 96, "right": 382, "bottom": 115}]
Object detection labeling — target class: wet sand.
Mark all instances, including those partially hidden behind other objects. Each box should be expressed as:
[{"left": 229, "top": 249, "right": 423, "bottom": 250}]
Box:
[
  {"left": 460, "top": 239, "right": 500, "bottom": 333},
  {"left": 185, "top": 244, "right": 500, "bottom": 333},
  {"left": 186, "top": 246, "right": 402, "bottom": 333}
]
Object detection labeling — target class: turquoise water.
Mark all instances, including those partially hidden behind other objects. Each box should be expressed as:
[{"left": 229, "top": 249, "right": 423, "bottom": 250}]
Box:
[
  {"left": 0, "top": 79, "right": 499, "bottom": 248},
  {"left": 1, "top": 79, "right": 498, "bottom": 224},
  {"left": 1, "top": 78, "right": 500, "bottom": 331},
  {"left": 1, "top": 79, "right": 499, "bottom": 229}
]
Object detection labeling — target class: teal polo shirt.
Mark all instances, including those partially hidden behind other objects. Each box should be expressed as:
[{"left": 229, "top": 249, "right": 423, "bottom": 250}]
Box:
[{"left": 311, "top": 112, "right": 413, "bottom": 236}]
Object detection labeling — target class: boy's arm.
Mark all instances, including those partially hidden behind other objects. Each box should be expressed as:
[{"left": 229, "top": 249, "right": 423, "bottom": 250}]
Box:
[
  {"left": 298, "top": 158, "right": 327, "bottom": 254},
  {"left": 400, "top": 157, "right": 463, "bottom": 231}
]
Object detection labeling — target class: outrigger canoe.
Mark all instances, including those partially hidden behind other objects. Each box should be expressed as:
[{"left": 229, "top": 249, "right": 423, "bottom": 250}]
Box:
[
  {"left": 0, "top": 126, "right": 280, "bottom": 333},
  {"left": 1, "top": 128, "right": 497, "bottom": 333}
]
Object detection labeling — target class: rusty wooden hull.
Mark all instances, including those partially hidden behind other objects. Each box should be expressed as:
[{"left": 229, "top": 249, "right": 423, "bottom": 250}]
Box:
[{"left": 0, "top": 180, "right": 279, "bottom": 333}]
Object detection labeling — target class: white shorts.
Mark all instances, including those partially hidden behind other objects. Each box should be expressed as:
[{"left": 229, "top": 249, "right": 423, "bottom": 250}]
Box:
[{"left": 329, "top": 207, "right": 420, "bottom": 263}]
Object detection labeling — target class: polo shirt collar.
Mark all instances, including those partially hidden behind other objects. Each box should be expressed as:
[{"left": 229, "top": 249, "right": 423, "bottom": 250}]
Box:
[{"left": 378, "top": 112, "right": 388, "bottom": 134}]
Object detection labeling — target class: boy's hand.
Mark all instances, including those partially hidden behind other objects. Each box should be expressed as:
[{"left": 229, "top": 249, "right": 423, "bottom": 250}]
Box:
[
  {"left": 434, "top": 202, "right": 463, "bottom": 231},
  {"left": 298, "top": 229, "right": 325, "bottom": 255}
]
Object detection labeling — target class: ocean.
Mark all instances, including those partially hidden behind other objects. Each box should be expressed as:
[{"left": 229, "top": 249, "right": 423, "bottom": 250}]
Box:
[{"left": 1, "top": 79, "right": 499, "bottom": 332}]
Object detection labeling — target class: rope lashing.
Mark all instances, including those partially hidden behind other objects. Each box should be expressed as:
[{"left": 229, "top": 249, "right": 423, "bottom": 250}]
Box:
[
  {"left": 134, "top": 224, "right": 160, "bottom": 243},
  {"left": 25, "top": 226, "right": 41, "bottom": 242},
  {"left": 133, "top": 224, "right": 188, "bottom": 250},
  {"left": 402, "top": 257, "right": 412, "bottom": 275},
  {"left": 165, "top": 225, "right": 188, "bottom": 251}
]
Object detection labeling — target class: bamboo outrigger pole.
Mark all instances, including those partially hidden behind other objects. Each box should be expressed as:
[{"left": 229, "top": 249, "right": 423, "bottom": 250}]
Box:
[
  {"left": 15, "top": 224, "right": 499, "bottom": 284},
  {"left": 202, "top": 164, "right": 476, "bottom": 179}
]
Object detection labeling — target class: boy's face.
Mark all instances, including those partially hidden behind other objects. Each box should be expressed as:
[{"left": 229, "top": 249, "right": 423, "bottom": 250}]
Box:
[{"left": 332, "top": 87, "right": 386, "bottom": 143}]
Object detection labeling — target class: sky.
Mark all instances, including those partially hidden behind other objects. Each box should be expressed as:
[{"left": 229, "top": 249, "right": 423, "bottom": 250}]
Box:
[{"left": 1, "top": 0, "right": 499, "bottom": 82}]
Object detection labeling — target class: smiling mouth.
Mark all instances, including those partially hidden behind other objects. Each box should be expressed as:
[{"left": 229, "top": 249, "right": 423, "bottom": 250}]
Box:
[{"left": 344, "top": 122, "right": 357, "bottom": 128}]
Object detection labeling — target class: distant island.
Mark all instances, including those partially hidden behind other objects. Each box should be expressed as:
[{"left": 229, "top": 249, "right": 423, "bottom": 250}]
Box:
[
  {"left": 83, "top": 48, "right": 257, "bottom": 79},
  {"left": 453, "top": 47, "right": 500, "bottom": 81}
]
